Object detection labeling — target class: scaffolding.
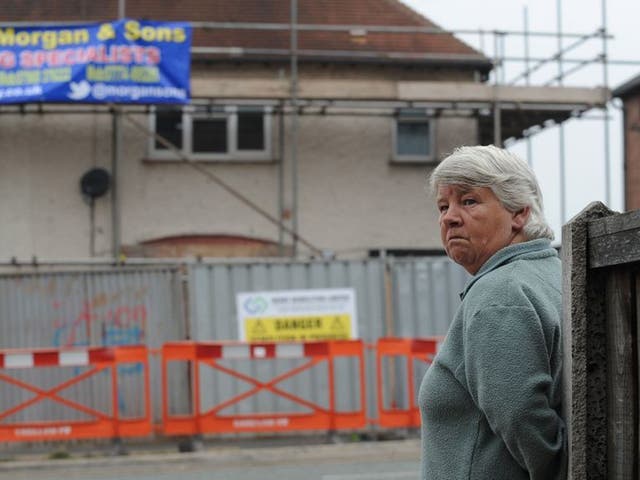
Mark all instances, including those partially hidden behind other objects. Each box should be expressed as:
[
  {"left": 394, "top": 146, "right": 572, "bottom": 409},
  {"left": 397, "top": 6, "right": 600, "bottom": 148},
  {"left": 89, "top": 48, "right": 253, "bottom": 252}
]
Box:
[{"left": 1, "top": 0, "right": 639, "bottom": 260}]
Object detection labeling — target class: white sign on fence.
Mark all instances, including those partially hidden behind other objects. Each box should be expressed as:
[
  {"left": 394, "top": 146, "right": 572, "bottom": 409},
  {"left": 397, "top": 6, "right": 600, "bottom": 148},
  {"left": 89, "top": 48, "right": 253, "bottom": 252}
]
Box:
[{"left": 236, "top": 288, "right": 358, "bottom": 342}]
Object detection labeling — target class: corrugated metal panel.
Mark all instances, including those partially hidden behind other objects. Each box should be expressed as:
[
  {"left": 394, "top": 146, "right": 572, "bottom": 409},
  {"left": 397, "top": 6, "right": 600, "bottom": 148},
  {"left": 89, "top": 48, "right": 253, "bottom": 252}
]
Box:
[
  {"left": 0, "top": 267, "right": 185, "bottom": 349},
  {"left": 0, "top": 267, "right": 186, "bottom": 424},
  {"left": 188, "top": 260, "right": 387, "bottom": 425},
  {"left": 391, "top": 256, "right": 469, "bottom": 337},
  {"left": 190, "top": 260, "right": 387, "bottom": 335},
  {"left": 388, "top": 256, "right": 469, "bottom": 412},
  {"left": 0, "top": 257, "right": 467, "bottom": 434},
  {"left": 187, "top": 257, "right": 467, "bottom": 427}
]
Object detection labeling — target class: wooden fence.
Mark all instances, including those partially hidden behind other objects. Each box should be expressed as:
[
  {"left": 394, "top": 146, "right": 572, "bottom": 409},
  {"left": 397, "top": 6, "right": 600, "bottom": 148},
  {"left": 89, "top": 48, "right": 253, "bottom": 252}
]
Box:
[{"left": 563, "top": 202, "right": 640, "bottom": 479}]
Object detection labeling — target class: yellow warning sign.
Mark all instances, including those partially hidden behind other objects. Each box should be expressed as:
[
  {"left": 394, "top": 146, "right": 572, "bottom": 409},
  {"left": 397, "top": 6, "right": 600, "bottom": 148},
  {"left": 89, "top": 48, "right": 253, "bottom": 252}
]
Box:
[{"left": 244, "top": 314, "right": 352, "bottom": 342}]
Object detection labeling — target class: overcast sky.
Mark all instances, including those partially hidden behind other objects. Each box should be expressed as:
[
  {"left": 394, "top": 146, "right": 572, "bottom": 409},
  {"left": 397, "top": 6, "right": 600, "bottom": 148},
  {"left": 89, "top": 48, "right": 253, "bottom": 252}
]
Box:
[{"left": 400, "top": 0, "right": 639, "bottom": 241}]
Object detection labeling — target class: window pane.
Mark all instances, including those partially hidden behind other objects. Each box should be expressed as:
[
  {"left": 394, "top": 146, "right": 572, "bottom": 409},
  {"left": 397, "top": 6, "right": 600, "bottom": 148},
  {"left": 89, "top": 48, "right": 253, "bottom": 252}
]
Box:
[
  {"left": 396, "top": 121, "right": 430, "bottom": 156},
  {"left": 193, "top": 118, "right": 227, "bottom": 153},
  {"left": 155, "top": 108, "right": 182, "bottom": 150},
  {"left": 237, "top": 112, "right": 265, "bottom": 150}
]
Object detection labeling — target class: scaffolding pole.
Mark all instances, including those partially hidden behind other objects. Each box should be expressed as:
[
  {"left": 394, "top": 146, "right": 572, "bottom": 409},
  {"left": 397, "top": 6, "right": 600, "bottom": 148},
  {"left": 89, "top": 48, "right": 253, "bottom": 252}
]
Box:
[
  {"left": 493, "top": 33, "right": 502, "bottom": 146},
  {"left": 524, "top": 6, "right": 533, "bottom": 168},
  {"left": 278, "top": 101, "right": 286, "bottom": 256},
  {"left": 290, "top": 0, "right": 299, "bottom": 257},
  {"left": 601, "top": 0, "right": 612, "bottom": 207},
  {"left": 557, "top": 0, "right": 567, "bottom": 225},
  {"left": 110, "top": 0, "right": 126, "bottom": 260},
  {"left": 111, "top": 109, "right": 121, "bottom": 260},
  {"left": 508, "top": 31, "right": 600, "bottom": 85}
]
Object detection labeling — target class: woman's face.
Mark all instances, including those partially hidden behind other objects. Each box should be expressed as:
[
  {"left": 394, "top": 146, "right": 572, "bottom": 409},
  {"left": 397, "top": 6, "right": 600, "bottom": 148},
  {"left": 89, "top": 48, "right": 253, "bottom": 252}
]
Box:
[{"left": 436, "top": 184, "right": 528, "bottom": 275}]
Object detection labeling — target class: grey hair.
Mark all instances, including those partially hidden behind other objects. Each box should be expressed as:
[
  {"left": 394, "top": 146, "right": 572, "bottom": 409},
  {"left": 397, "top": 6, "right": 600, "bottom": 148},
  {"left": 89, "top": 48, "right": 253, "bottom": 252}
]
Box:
[{"left": 429, "top": 145, "right": 554, "bottom": 241}]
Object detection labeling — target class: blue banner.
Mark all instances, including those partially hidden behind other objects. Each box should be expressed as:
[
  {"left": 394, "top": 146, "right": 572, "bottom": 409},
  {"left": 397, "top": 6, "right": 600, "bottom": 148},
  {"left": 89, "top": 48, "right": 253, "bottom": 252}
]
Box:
[{"left": 0, "top": 19, "right": 191, "bottom": 104}]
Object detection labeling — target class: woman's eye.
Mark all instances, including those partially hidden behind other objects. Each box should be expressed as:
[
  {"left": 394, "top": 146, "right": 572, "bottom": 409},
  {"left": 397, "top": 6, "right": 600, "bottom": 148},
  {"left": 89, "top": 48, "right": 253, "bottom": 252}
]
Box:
[
  {"left": 462, "top": 198, "right": 477, "bottom": 206},
  {"left": 438, "top": 205, "right": 448, "bottom": 212}
]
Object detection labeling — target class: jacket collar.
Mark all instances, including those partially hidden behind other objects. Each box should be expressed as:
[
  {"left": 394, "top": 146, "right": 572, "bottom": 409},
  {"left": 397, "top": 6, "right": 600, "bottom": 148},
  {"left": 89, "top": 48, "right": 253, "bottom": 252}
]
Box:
[{"left": 460, "top": 238, "right": 556, "bottom": 300}]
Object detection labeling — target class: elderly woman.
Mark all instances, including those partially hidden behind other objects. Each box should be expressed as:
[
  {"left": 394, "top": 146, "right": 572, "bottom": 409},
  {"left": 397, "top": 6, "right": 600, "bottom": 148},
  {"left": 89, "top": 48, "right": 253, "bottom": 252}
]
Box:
[{"left": 419, "top": 145, "right": 566, "bottom": 480}]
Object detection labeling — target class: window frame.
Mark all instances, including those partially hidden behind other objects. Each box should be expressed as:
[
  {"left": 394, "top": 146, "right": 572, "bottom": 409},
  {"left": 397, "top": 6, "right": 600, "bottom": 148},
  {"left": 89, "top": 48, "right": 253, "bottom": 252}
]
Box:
[
  {"left": 148, "top": 104, "right": 273, "bottom": 162},
  {"left": 391, "top": 109, "right": 436, "bottom": 163}
]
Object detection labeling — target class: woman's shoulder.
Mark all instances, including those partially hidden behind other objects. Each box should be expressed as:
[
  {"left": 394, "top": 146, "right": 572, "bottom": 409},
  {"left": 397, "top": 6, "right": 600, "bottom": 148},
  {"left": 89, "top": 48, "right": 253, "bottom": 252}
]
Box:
[{"left": 464, "top": 257, "right": 560, "bottom": 311}]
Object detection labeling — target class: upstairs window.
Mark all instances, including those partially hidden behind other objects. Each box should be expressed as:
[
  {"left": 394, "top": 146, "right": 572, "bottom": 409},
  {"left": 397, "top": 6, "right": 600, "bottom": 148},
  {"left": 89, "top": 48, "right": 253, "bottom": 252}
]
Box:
[
  {"left": 392, "top": 109, "right": 435, "bottom": 163},
  {"left": 149, "top": 105, "right": 272, "bottom": 161}
]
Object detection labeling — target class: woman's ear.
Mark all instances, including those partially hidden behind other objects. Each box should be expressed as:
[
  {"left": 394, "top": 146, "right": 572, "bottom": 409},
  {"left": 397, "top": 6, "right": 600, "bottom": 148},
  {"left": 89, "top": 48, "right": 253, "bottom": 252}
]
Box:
[{"left": 511, "top": 206, "right": 530, "bottom": 232}]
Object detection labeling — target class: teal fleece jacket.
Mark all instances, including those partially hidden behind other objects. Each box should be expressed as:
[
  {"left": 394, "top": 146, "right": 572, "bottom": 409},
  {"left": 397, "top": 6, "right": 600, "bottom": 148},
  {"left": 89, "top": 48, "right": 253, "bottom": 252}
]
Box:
[{"left": 419, "top": 239, "right": 566, "bottom": 480}]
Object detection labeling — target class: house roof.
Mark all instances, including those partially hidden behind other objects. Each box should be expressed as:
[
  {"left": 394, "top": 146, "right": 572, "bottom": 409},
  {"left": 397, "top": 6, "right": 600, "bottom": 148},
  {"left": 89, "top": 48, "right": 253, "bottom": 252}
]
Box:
[
  {"left": 0, "top": 0, "right": 492, "bottom": 71},
  {"left": 612, "top": 73, "right": 640, "bottom": 99}
]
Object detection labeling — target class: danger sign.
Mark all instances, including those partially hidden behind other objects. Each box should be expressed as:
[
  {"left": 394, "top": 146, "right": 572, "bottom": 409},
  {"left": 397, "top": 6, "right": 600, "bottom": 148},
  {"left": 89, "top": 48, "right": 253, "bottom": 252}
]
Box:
[{"left": 236, "top": 288, "right": 358, "bottom": 342}]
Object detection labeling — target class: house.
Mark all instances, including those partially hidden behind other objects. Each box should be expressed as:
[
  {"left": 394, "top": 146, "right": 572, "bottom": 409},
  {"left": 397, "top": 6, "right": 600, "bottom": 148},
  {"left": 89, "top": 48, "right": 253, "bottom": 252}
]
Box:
[
  {"left": 0, "top": 0, "right": 607, "bottom": 260},
  {"left": 612, "top": 73, "right": 640, "bottom": 211}
]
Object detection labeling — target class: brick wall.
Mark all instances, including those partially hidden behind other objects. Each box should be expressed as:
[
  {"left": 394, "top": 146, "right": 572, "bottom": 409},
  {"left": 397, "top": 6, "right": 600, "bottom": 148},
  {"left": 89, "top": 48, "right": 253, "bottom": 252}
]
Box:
[{"left": 624, "top": 93, "right": 640, "bottom": 210}]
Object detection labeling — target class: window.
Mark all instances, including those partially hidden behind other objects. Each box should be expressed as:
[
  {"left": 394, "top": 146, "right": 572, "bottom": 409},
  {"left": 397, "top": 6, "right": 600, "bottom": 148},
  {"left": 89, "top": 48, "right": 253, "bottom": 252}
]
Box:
[
  {"left": 149, "top": 105, "right": 272, "bottom": 161},
  {"left": 392, "top": 109, "right": 435, "bottom": 163}
]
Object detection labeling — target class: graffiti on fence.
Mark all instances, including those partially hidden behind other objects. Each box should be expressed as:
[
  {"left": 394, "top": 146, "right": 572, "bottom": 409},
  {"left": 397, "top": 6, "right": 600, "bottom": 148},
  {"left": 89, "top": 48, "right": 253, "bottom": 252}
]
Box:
[
  {"left": 5, "top": 275, "right": 163, "bottom": 416},
  {"left": 49, "top": 288, "right": 150, "bottom": 414},
  {"left": 47, "top": 288, "right": 147, "bottom": 346}
]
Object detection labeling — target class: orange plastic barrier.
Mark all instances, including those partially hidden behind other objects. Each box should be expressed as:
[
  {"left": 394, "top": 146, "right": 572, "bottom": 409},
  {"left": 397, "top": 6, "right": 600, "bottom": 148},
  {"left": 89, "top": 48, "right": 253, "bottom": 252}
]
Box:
[
  {"left": 161, "top": 340, "right": 366, "bottom": 435},
  {"left": 0, "top": 345, "right": 151, "bottom": 442},
  {"left": 376, "top": 337, "right": 441, "bottom": 428}
]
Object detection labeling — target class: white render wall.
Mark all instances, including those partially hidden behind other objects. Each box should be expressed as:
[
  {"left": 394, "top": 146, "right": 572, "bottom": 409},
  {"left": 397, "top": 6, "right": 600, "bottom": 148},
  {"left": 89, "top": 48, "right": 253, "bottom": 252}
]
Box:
[
  {"left": 292, "top": 114, "right": 476, "bottom": 256},
  {"left": 0, "top": 64, "right": 479, "bottom": 260},
  {"left": 0, "top": 113, "right": 114, "bottom": 258},
  {"left": 0, "top": 108, "right": 475, "bottom": 259}
]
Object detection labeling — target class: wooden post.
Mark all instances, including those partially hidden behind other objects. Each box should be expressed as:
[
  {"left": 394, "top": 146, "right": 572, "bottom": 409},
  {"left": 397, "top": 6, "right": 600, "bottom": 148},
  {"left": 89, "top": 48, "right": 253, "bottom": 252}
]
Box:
[
  {"left": 606, "top": 270, "right": 636, "bottom": 479},
  {"left": 637, "top": 274, "right": 640, "bottom": 477},
  {"left": 587, "top": 207, "right": 640, "bottom": 477},
  {"left": 565, "top": 204, "right": 640, "bottom": 478}
]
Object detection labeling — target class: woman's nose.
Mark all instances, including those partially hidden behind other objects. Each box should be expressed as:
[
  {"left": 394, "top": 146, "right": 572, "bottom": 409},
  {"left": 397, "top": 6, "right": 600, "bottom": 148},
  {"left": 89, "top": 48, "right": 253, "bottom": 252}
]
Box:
[{"left": 441, "top": 204, "right": 462, "bottom": 226}]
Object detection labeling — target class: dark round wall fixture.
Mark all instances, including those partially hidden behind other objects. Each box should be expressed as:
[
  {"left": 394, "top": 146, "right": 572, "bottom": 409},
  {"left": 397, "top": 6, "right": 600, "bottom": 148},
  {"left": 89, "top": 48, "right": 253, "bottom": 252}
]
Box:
[{"left": 80, "top": 167, "right": 111, "bottom": 198}]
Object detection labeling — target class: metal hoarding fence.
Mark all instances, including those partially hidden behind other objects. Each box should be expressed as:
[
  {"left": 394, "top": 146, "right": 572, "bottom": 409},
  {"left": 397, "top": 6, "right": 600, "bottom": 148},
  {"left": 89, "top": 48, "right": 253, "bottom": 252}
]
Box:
[
  {"left": 0, "top": 267, "right": 187, "bottom": 425},
  {"left": 0, "top": 256, "right": 467, "bottom": 434}
]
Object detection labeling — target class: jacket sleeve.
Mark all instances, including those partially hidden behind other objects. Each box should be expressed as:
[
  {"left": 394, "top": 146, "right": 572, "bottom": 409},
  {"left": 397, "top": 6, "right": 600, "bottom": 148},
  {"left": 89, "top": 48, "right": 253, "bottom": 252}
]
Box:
[{"left": 462, "top": 305, "right": 566, "bottom": 480}]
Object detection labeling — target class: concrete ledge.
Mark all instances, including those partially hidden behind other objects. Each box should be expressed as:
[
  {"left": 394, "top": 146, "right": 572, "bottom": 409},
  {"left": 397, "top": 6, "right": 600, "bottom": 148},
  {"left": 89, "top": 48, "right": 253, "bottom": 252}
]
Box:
[{"left": 191, "top": 77, "right": 609, "bottom": 108}]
